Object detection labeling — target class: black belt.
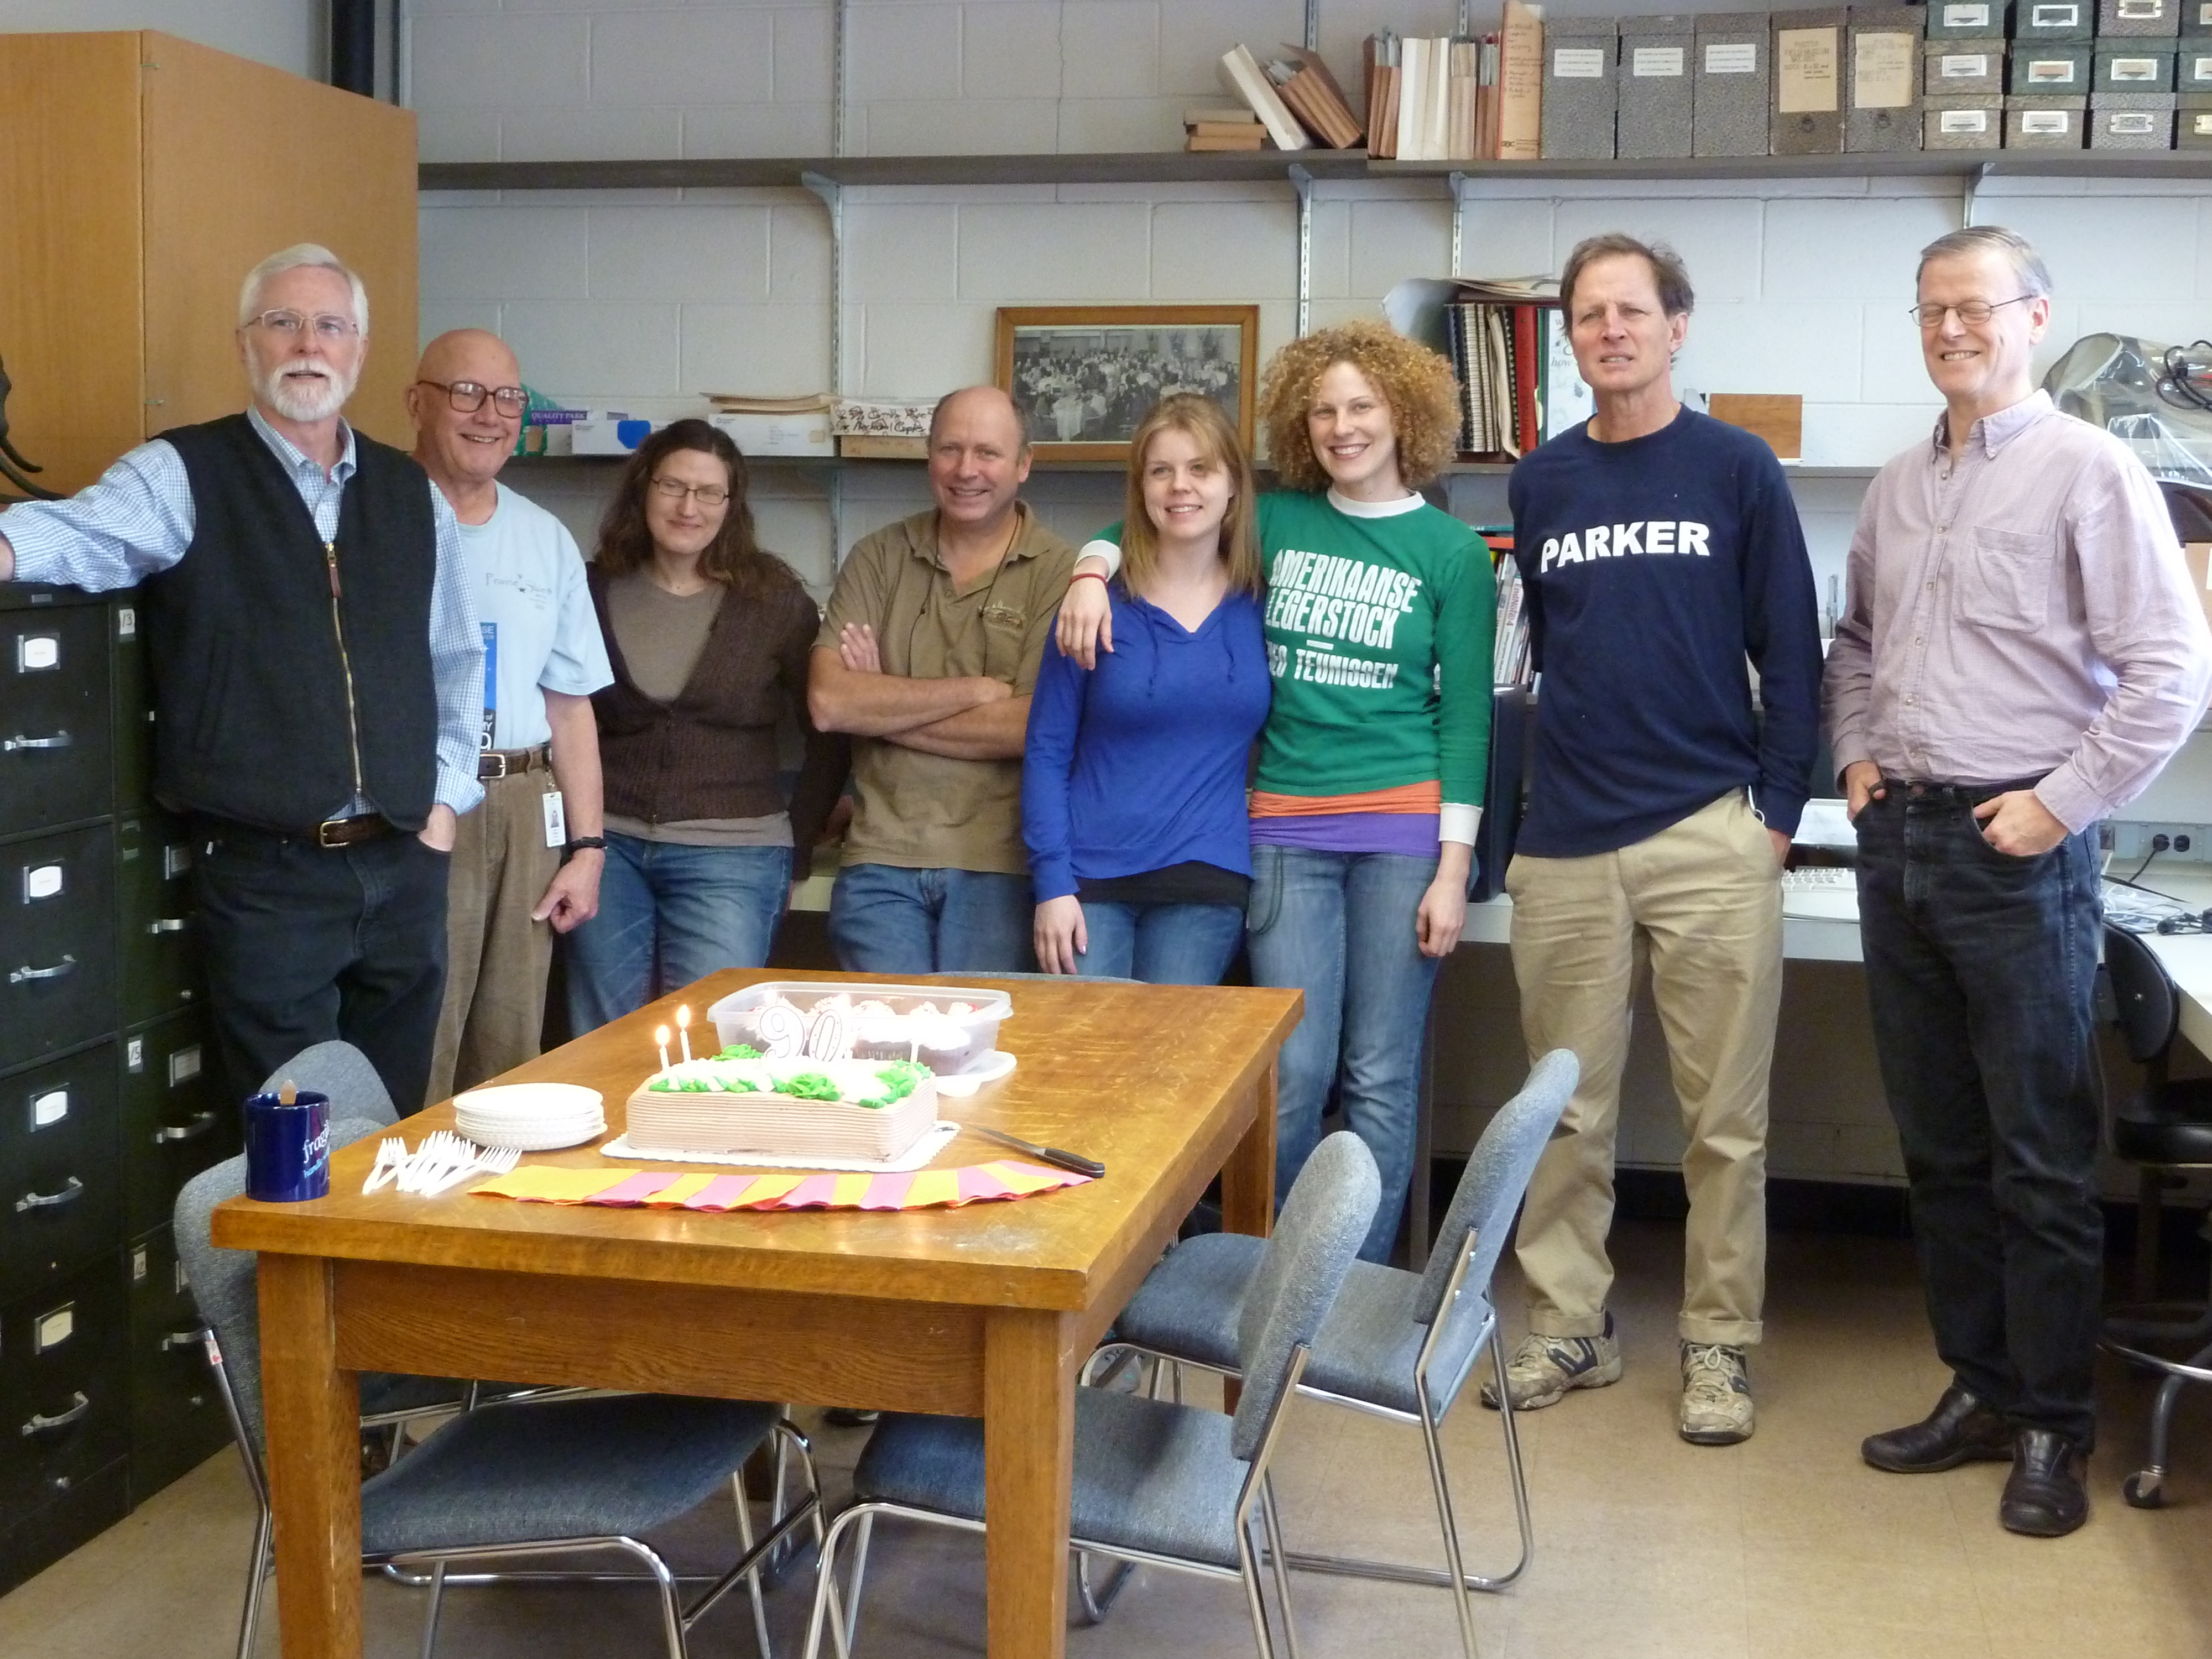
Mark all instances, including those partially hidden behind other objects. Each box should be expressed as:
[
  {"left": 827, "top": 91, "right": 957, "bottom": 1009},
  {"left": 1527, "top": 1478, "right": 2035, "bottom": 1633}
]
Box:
[
  {"left": 193, "top": 813, "right": 398, "bottom": 850},
  {"left": 1893, "top": 776, "right": 2044, "bottom": 805},
  {"left": 479, "top": 745, "right": 550, "bottom": 781}
]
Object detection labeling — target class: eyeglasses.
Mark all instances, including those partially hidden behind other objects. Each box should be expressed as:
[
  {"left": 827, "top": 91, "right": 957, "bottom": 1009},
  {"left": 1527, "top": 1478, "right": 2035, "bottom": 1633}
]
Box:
[
  {"left": 249, "top": 309, "right": 359, "bottom": 340},
  {"left": 418, "top": 378, "right": 527, "bottom": 416},
  {"left": 649, "top": 476, "right": 731, "bottom": 508},
  {"left": 1908, "top": 295, "right": 2034, "bottom": 329}
]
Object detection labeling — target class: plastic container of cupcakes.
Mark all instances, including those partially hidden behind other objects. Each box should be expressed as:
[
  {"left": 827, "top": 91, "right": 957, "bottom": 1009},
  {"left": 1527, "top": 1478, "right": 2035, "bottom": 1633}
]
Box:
[{"left": 706, "top": 982, "right": 1011, "bottom": 1076}]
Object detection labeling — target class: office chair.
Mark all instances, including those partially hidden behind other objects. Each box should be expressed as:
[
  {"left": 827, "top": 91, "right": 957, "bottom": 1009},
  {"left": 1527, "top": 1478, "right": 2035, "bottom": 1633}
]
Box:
[
  {"left": 802, "top": 1130, "right": 1381, "bottom": 1659},
  {"left": 1080, "top": 1050, "right": 1578, "bottom": 1659},
  {"left": 2096, "top": 924, "right": 2212, "bottom": 1509},
  {"left": 176, "top": 1120, "right": 822, "bottom": 1659}
]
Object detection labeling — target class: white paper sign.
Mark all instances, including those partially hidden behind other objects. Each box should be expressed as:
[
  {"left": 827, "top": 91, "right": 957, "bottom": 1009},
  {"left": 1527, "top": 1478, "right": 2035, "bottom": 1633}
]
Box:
[
  {"left": 1552, "top": 48, "right": 1608, "bottom": 78},
  {"left": 1632, "top": 46, "right": 1686, "bottom": 76},
  {"left": 1705, "top": 43, "right": 1757, "bottom": 73}
]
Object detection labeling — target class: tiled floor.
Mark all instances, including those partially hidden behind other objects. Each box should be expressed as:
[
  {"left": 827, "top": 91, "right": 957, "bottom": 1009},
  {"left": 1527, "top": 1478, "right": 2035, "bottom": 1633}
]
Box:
[{"left": 5, "top": 1219, "right": 2209, "bottom": 1659}]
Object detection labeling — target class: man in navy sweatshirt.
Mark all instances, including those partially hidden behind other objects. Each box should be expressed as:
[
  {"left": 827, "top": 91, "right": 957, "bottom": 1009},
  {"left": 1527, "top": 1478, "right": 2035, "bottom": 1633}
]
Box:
[{"left": 1480, "top": 234, "right": 1823, "bottom": 1445}]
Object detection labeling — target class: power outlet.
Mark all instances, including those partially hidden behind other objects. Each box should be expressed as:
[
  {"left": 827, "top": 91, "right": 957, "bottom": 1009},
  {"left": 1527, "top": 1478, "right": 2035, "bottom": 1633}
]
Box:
[{"left": 2109, "top": 822, "right": 2212, "bottom": 863}]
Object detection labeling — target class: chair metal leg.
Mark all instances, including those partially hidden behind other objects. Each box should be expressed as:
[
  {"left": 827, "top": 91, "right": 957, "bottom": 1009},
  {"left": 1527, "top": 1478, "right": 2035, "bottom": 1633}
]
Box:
[
  {"left": 804, "top": 1505, "right": 878, "bottom": 1659},
  {"left": 842, "top": 1511, "right": 875, "bottom": 1654},
  {"left": 236, "top": 1502, "right": 273, "bottom": 1659},
  {"left": 419, "top": 1561, "right": 449, "bottom": 1659},
  {"left": 1259, "top": 1475, "right": 1303, "bottom": 1659},
  {"left": 1236, "top": 1513, "right": 1281, "bottom": 1659},
  {"left": 1075, "top": 1550, "right": 1137, "bottom": 1623},
  {"left": 732, "top": 1473, "right": 774, "bottom": 1659},
  {"left": 627, "top": 1540, "right": 687, "bottom": 1659}
]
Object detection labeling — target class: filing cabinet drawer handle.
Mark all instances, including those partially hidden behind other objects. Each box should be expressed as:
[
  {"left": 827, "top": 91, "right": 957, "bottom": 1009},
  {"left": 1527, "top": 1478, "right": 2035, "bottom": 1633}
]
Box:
[
  {"left": 152, "top": 1113, "right": 216, "bottom": 1144},
  {"left": 1, "top": 732, "right": 71, "bottom": 753},
  {"left": 147, "top": 918, "right": 189, "bottom": 935},
  {"left": 20, "top": 1392, "right": 90, "bottom": 1436},
  {"left": 9, "top": 954, "right": 77, "bottom": 984},
  {"left": 13, "top": 1176, "right": 83, "bottom": 1212},
  {"left": 161, "top": 1327, "right": 208, "bottom": 1352}
]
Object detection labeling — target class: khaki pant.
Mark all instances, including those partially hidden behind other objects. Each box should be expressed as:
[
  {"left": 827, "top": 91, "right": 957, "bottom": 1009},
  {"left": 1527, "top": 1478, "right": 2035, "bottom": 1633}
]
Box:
[
  {"left": 1505, "top": 791, "right": 1782, "bottom": 1348},
  {"left": 426, "top": 771, "right": 561, "bottom": 1107}
]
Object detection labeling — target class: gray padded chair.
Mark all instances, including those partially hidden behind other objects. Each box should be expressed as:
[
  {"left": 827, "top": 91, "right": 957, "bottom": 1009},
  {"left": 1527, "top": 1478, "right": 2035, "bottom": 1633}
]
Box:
[
  {"left": 1087, "top": 1049, "right": 1578, "bottom": 1659},
  {"left": 801, "top": 1130, "right": 1381, "bottom": 1659},
  {"left": 176, "top": 1121, "right": 820, "bottom": 1659}
]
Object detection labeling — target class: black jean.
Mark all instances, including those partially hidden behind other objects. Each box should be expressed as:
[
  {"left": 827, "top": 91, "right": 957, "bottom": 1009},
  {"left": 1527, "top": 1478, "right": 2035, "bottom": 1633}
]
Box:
[
  {"left": 1854, "top": 784, "right": 2104, "bottom": 1449},
  {"left": 191, "top": 819, "right": 451, "bottom": 1118}
]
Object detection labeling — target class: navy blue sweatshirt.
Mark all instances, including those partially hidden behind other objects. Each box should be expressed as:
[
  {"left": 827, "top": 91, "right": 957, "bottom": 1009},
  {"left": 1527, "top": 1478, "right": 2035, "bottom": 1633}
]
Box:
[
  {"left": 1506, "top": 407, "right": 1823, "bottom": 857},
  {"left": 1022, "top": 581, "right": 1271, "bottom": 901}
]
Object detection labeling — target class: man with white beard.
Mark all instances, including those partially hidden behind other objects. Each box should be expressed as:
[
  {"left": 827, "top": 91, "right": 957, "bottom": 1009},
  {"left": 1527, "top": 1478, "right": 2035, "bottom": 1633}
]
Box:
[{"left": 0, "top": 244, "right": 483, "bottom": 1114}]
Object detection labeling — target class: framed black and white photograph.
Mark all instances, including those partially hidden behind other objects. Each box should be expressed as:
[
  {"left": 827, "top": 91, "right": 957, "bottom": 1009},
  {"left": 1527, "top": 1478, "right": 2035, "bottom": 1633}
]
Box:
[{"left": 994, "top": 305, "right": 1260, "bottom": 462}]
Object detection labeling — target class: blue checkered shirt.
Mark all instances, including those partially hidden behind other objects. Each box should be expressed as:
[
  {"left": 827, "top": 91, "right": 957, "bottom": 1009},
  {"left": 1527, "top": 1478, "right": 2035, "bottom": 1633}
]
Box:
[{"left": 1, "top": 408, "right": 484, "bottom": 817}]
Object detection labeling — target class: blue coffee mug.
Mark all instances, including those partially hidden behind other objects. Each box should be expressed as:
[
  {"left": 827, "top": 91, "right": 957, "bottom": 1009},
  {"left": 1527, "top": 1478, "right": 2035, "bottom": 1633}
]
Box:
[{"left": 243, "top": 1089, "right": 332, "bottom": 1202}]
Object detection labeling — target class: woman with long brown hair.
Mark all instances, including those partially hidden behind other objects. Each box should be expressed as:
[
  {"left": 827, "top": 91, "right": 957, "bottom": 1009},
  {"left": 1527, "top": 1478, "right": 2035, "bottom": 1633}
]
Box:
[
  {"left": 565, "top": 419, "right": 844, "bottom": 1031},
  {"left": 1021, "top": 393, "right": 1269, "bottom": 983}
]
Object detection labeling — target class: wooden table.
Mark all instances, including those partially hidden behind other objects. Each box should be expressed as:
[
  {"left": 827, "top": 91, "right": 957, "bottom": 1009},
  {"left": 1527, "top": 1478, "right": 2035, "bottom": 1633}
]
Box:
[{"left": 211, "top": 969, "right": 1300, "bottom": 1659}]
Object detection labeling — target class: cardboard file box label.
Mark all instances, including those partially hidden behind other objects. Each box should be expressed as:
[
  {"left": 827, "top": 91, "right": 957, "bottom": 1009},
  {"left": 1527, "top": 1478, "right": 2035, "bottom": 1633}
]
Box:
[
  {"left": 1553, "top": 48, "right": 1609, "bottom": 77},
  {"left": 2022, "top": 55, "right": 2084, "bottom": 84},
  {"left": 1941, "top": 1, "right": 1995, "bottom": 23},
  {"left": 2028, "top": 1, "right": 2089, "bottom": 24},
  {"left": 1778, "top": 29, "right": 1842, "bottom": 109},
  {"left": 1941, "top": 107, "right": 1991, "bottom": 128},
  {"left": 1707, "top": 43, "right": 1759, "bottom": 71},
  {"left": 2189, "top": 51, "right": 2212, "bottom": 82},
  {"left": 2109, "top": 108, "right": 2159, "bottom": 127},
  {"left": 1855, "top": 34, "right": 1918, "bottom": 103},
  {"left": 2197, "top": 0, "right": 2212, "bottom": 27},
  {"left": 1939, "top": 53, "right": 1996, "bottom": 79},
  {"left": 2109, "top": 55, "right": 2168, "bottom": 79},
  {"left": 1634, "top": 47, "right": 1687, "bottom": 74},
  {"left": 2022, "top": 107, "right": 2076, "bottom": 128}
]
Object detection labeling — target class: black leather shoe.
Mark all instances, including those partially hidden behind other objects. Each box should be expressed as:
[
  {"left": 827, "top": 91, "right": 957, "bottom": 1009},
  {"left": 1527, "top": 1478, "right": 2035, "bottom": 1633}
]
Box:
[
  {"left": 1861, "top": 1386, "right": 2015, "bottom": 1473},
  {"left": 2000, "top": 1428, "right": 2090, "bottom": 1537}
]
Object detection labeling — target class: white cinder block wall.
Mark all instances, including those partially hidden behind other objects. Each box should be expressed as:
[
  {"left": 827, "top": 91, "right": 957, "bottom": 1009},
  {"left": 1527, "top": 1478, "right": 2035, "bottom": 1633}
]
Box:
[{"left": 409, "top": 0, "right": 2212, "bottom": 1173}]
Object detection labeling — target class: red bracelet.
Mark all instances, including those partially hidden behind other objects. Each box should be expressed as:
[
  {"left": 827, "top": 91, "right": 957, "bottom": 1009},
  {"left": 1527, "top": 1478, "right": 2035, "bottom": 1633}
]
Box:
[{"left": 1070, "top": 571, "right": 1108, "bottom": 586}]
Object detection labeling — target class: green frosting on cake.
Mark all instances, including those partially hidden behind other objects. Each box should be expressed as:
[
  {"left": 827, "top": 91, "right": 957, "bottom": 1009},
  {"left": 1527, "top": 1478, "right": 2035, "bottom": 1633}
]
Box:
[{"left": 646, "top": 1057, "right": 933, "bottom": 1108}]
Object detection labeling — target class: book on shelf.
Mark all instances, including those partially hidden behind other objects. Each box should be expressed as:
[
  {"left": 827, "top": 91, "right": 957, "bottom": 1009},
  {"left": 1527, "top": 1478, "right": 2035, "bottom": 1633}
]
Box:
[
  {"left": 1444, "top": 279, "right": 1564, "bottom": 461},
  {"left": 1188, "top": 131, "right": 1269, "bottom": 151},
  {"left": 1365, "top": 30, "right": 1402, "bottom": 157},
  {"left": 1498, "top": 0, "right": 1545, "bottom": 161},
  {"left": 1185, "top": 105, "right": 1257, "bottom": 126},
  {"left": 1219, "top": 44, "right": 1313, "bottom": 151},
  {"left": 1268, "top": 44, "right": 1364, "bottom": 148},
  {"left": 1492, "top": 551, "right": 1535, "bottom": 687},
  {"left": 706, "top": 392, "right": 832, "bottom": 414}
]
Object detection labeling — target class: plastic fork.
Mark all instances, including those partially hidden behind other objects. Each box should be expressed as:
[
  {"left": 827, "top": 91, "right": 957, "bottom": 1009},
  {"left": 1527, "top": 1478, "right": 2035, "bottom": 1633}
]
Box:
[
  {"left": 398, "top": 1131, "right": 476, "bottom": 1195},
  {"left": 361, "top": 1137, "right": 408, "bottom": 1195},
  {"left": 421, "top": 1141, "right": 520, "bottom": 1197}
]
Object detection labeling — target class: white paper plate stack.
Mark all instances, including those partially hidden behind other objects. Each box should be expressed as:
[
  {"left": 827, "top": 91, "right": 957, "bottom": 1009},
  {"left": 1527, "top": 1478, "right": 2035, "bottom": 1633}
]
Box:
[{"left": 454, "top": 1082, "right": 606, "bottom": 1151}]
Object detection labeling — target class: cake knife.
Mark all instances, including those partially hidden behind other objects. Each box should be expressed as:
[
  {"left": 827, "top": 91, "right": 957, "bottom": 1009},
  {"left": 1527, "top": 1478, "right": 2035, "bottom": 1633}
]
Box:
[{"left": 964, "top": 1124, "right": 1105, "bottom": 1180}]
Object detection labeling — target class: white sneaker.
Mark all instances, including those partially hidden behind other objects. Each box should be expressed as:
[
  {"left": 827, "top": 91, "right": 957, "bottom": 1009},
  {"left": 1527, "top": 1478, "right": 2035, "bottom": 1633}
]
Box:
[
  {"left": 1679, "top": 1342, "right": 1754, "bottom": 1445},
  {"left": 1479, "top": 1312, "right": 1624, "bottom": 1411}
]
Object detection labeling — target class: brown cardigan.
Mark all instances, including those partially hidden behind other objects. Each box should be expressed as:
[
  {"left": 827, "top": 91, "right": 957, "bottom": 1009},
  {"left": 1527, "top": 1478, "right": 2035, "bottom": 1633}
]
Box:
[{"left": 588, "top": 563, "right": 849, "bottom": 872}]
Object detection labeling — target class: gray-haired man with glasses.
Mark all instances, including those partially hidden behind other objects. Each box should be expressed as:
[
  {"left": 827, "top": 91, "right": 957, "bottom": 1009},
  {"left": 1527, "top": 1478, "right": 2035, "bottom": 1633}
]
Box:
[
  {"left": 1825, "top": 225, "right": 2212, "bottom": 1537},
  {"left": 0, "top": 242, "right": 484, "bottom": 1117},
  {"left": 410, "top": 329, "right": 612, "bottom": 1106}
]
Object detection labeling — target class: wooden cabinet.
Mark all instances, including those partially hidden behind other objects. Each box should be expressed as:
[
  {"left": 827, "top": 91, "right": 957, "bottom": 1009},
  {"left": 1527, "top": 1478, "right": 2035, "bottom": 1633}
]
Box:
[{"left": 0, "top": 30, "right": 417, "bottom": 494}]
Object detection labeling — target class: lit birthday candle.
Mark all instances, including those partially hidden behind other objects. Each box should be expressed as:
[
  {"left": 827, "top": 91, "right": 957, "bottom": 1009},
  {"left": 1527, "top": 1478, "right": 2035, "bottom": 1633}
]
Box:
[
  {"left": 655, "top": 1025, "right": 671, "bottom": 1072},
  {"left": 676, "top": 1003, "right": 693, "bottom": 1063}
]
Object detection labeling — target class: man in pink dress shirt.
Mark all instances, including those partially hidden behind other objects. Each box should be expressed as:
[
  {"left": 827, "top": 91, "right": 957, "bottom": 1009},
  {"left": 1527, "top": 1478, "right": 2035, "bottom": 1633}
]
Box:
[{"left": 1824, "top": 225, "right": 2212, "bottom": 1538}]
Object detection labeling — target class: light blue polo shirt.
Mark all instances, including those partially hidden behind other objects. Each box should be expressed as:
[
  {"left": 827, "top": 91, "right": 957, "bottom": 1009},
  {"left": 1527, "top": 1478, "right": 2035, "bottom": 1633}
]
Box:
[{"left": 462, "top": 483, "right": 612, "bottom": 750}]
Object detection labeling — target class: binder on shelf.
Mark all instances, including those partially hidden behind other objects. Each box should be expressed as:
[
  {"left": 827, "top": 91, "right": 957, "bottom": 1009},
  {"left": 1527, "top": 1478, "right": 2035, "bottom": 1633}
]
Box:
[
  {"left": 1444, "top": 279, "right": 1563, "bottom": 461},
  {"left": 1695, "top": 13, "right": 1774, "bottom": 156},
  {"left": 1846, "top": 6, "right": 1924, "bottom": 153},
  {"left": 1620, "top": 14, "right": 1697, "bottom": 159},
  {"left": 1773, "top": 8, "right": 1848, "bottom": 154}
]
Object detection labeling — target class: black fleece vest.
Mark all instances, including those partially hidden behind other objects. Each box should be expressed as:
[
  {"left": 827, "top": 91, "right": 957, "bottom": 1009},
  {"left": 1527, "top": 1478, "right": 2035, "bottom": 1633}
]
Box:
[{"left": 148, "top": 415, "right": 439, "bottom": 831}]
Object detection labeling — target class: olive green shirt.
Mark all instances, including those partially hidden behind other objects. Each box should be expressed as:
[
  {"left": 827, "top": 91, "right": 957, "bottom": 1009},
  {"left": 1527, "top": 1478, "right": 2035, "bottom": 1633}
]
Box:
[{"left": 818, "top": 504, "right": 1075, "bottom": 875}]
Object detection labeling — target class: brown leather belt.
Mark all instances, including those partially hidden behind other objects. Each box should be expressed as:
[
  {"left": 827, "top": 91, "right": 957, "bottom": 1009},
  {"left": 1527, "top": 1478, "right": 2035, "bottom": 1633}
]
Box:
[
  {"left": 479, "top": 745, "right": 551, "bottom": 781},
  {"left": 314, "top": 814, "right": 397, "bottom": 848}
]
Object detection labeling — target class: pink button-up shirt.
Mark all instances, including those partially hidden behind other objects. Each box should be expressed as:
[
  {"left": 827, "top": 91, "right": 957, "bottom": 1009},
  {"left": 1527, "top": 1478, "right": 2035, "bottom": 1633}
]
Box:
[{"left": 1824, "top": 391, "right": 2212, "bottom": 832}]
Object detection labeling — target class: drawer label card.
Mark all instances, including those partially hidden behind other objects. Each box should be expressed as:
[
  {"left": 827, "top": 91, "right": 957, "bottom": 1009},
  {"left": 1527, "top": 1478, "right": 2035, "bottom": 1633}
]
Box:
[
  {"left": 163, "top": 843, "right": 192, "bottom": 880},
  {"left": 1633, "top": 46, "right": 1686, "bottom": 76},
  {"left": 1940, "top": 107, "right": 1993, "bottom": 130},
  {"left": 2021, "top": 109, "right": 2075, "bottom": 131},
  {"left": 2108, "top": 109, "right": 2159, "bottom": 131},
  {"left": 2195, "top": 55, "right": 2212, "bottom": 76},
  {"left": 17, "top": 635, "right": 58, "bottom": 672},
  {"left": 2119, "top": 0, "right": 2166, "bottom": 17},
  {"left": 1942, "top": 1, "right": 1992, "bottom": 22},
  {"left": 169, "top": 1045, "right": 202, "bottom": 1087},
  {"left": 1704, "top": 43, "right": 1759, "bottom": 73},
  {"left": 1940, "top": 54, "right": 1994, "bottom": 77},
  {"left": 2195, "top": 111, "right": 2212, "bottom": 131},
  {"left": 1855, "top": 33, "right": 1918, "bottom": 105},
  {"left": 1552, "top": 47, "right": 1607, "bottom": 77},
  {"left": 35, "top": 1305, "right": 74, "bottom": 1352},
  {"left": 132, "top": 1248, "right": 148, "bottom": 1282},
  {"left": 2109, "top": 56, "right": 2162, "bottom": 79},
  {"left": 30, "top": 1089, "right": 67, "bottom": 1128},
  {"left": 126, "top": 1037, "right": 144, "bottom": 1073},
  {"left": 2031, "top": 1, "right": 2084, "bottom": 20},
  {"left": 2026, "top": 59, "right": 2081, "bottom": 81},
  {"left": 23, "top": 864, "right": 62, "bottom": 901},
  {"left": 115, "top": 606, "right": 136, "bottom": 641}
]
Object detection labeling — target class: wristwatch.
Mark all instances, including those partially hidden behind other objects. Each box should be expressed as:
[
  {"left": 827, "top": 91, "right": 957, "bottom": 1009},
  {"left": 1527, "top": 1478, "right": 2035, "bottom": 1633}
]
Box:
[{"left": 562, "top": 835, "right": 607, "bottom": 861}]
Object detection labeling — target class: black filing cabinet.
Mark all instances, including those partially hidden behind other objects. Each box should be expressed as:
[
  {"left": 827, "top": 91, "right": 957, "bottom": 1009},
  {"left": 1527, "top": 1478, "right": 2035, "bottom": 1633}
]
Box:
[{"left": 0, "top": 587, "right": 215, "bottom": 1594}]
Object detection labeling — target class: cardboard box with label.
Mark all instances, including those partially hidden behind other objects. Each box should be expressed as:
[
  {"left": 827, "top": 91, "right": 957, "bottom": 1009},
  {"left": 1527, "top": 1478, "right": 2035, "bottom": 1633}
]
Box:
[
  {"left": 2096, "top": 43, "right": 2179, "bottom": 92},
  {"left": 1694, "top": 13, "right": 1773, "bottom": 154},
  {"left": 1773, "top": 7, "right": 1849, "bottom": 152},
  {"left": 2010, "top": 44, "right": 2091, "bottom": 95},
  {"left": 1925, "top": 92, "right": 2005, "bottom": 145},
  {"left": 2090, "top": 89, "right": 2178, "bottom": 144},
  {"left": 2179, "top": 89, "right": 2212, "bottom": 143},
  {"left": 1620, "top": 15, "right": 1697, "bottom": 158},
  {"left": 1848, "top": 6, "right": 1926, "bottom": 150},
  {"left": 2101, "top": 0, "right": 2182, "bottom": 37},
  {"left": 2005, "top": 93, "right": 2088, "bottom": 145},
  {"left": 1925, "top": 40, "right": 2007, "bottom": 96},
  {"left": 1926, "top": 0, "right": 2008, "bottom": 36},
  {"left": 1543, "top": 16, "right": 1621, "bottom": 159}
]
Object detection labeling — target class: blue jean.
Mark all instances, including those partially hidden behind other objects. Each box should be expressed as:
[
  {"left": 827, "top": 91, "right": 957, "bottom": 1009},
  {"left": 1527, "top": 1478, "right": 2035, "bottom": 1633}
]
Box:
[
  {"left": 1854, "top": 784, "right": 2104, "bottom": 1448},
  {"left": 829, "top": 863, "right": 1034, "bottom": 974},
  {"left": 564, "top": 834, "right": 791, "bottom": 1034},
  {"left": 1069, "top": 900, "right": 1245, "bottom": 985},
  {"left": 1247, "top": 846, "right": 1442, "bottom": 1262}
]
